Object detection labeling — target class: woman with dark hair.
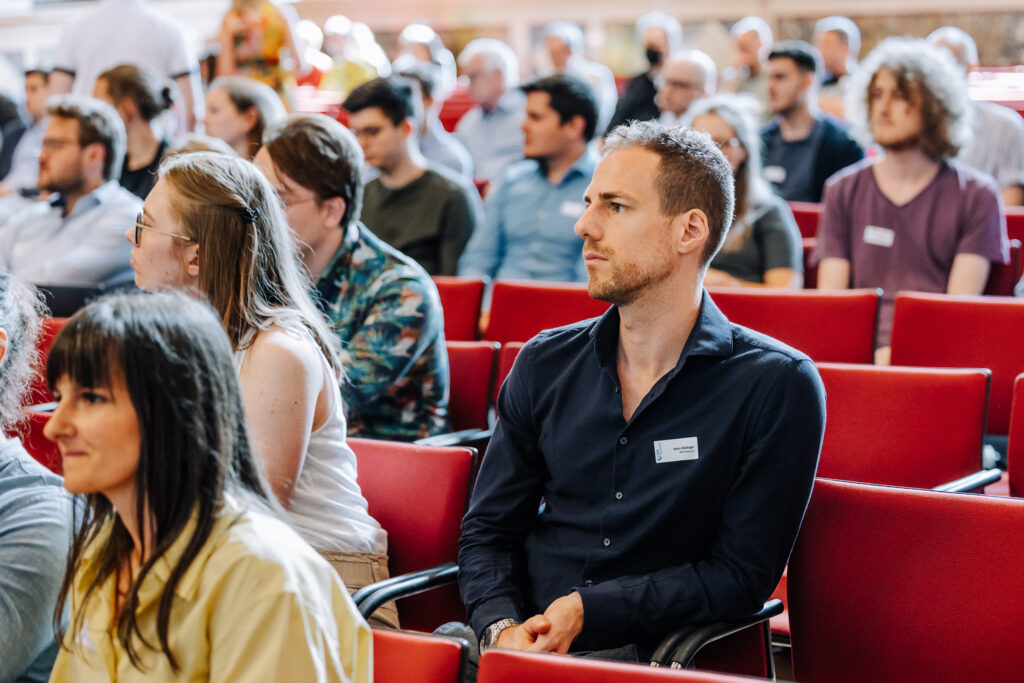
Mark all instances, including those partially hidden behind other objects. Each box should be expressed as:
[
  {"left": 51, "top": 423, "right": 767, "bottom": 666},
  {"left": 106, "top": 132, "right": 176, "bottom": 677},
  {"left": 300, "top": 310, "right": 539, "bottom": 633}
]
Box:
[
  {"left": 94, "top": 63, "right": 175, "bottom": 199},
  {"left": 44, "top": 291, "right": 371, "bottom": 680},
  {"left": 125, "top": 152, "right": 395, "bottom": 627},
  {"left": 684, "top": 95, "right": 803, "bottom": 288},
  {"left": 203, "top": 76, "right": 286, "bottom": 159}
]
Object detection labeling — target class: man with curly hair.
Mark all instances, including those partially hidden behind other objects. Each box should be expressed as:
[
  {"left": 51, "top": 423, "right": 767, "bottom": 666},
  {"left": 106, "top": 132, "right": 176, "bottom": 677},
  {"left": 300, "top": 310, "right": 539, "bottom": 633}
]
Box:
[{"left": 812, "top": 37, "right": 1008, "bottom": 359}]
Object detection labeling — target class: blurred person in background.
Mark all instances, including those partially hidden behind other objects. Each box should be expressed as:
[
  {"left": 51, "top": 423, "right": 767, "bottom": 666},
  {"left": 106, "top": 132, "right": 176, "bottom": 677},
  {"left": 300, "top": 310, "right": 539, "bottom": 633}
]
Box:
[
  {"left": 720, "top": 16, "right": 773, "bottom": 107},
  {"left": 537, "top": 21, "right": 618, "bottom": 136},
  {"left": 687, "top": 95, "right": 803, "bottom": 288},
  {"left": 608, "top": 11, "right": 683, "bottom": 130},
  {"left": 294, "top": 19, "right": 335, "bottom": 88},
  {"left": 929, "top": 25, "right": 1024, "bottom": 207},
  {"left": 814, "top": 16, "right": 860, "bottom": 119},
  {"left": 0, "top": 68, "right": 50, "bottom": 203},
  {"left": 203, "top": 76, "right": 286, "bottom": 159},
  {"left": 320, "top": 15, "right": 387, "bottom": 96},
  {"left": 94, "top": 63, "right": 175, "bottom": 199},
  {"left": 216, "top": 0, "right": 304, "bottom": 103},
  {"left": 398, "top": 62, "right": 474, "bottom": 180},
  {"left": 393, "top": 23, "right": 457, "bottom": 99},
  {"left": 655, "top": 50, "right": 717, "bottom": 127}
]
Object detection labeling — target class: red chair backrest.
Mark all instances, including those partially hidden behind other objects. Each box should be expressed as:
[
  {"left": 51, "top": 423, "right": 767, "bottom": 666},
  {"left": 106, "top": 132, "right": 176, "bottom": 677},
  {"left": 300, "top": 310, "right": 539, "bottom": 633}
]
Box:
[
  {"left": 349, "top": 438, "right": 475, "bottom": 631},
  {"left": 438, "top": 89, "right": 476, "bottom": 132},
  {"left": 478, "top": 650, "right": 760, "bottom": 683},
  {"left": 789, "top": 201, "right": 822, "bottom": 239},
  {"left": 708, "top": 288, "right": 880, "bottom": 363},
  {"left": 484, "top": 280, "right": 610, "bottom": 344},
  {"left": 1007, "top": 373, "right": 1024, "bottom": 497},
  {"left": 433, "top": 276, "right": 485, "bottom": 341},
  {"left": 17, "top": 410, "right": 61, "bottom": 474},
  {"left": 985, "top": 238, "right": 1022, "bottom": 295},
  {"left": 26, "top": 317, "right": 68, "bottom": 406},
  {"left": 1007, "top": 207, "right": 1024, "bottom": 244},
  {"left": 802, "top": 237, "right": 818, "bottom": 288},
  {"left": 890, "top": 292, "right": 1024, "bottom": 434},
  {"left": 789, "top": 478, "right": 1024, "bottom": 682},
  {"left": 816, "top": 363, "right": 988, "bottom": 488},
  {"left": 492, "top": 342, "right": 525, "bottom": 404},
  {"left": 373, "top": 629, "right": 465, "bottom": 683},
  {"left": 446, "top": 341, "right": 497, "bottom": 431}
]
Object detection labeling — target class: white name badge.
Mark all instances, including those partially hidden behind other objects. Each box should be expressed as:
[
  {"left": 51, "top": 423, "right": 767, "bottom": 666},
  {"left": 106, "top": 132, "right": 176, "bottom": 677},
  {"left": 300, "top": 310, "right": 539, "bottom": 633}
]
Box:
[
  {"left": 654, "top": 437, "right": 699, "bottom": 463},
  {"left": 560, "top": 200, "right": 585, "bottom": 218},
  {"left": 863, "top": 225, "right": 896, "bottom": 248},
  {"left": 763, "top": 165, "right": 787, "bottom": 184}
]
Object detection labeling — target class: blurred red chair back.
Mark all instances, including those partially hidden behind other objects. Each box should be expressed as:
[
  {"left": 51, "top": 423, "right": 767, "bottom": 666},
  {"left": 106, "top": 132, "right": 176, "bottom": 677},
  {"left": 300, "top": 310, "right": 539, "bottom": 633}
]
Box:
[
  {"left": 438, "top": 89, "right": 475, "bottom": 132},
  {"left": 708, "top": 288, "right": 880, "bottom": 363},
  {"left": 802, "top": 237, "right": 818, "bottom": 288},
  {"left": 26, "top": 317, "right": 68, "bottom": 406},
  {"left": 1007, "top": 374, "right": 1024, "bottom": 497},
  {"left": 492, "top": 342, "right": 525, "bottom": 404},
  {"left": 433, "top": 276, "right": 485, "bottom": 341},
  {"left": 373, "top": 628, "right": 465, "bottom": 683},
  {"left": 1007, "top": 207, "right": 1024, "bottom": 244},
  {"left": 890, "top": 292, "right": 1024, "bottom": 434},
  {"left": 984, "top": 239, "right": 1022, "bottom": 295},
  {"left": 816, "top": 363, "right": 989, "bottom": 488},
  {"left": 789, "top": 201, "right": 821, "bottom": 239},
  {"left": 18, "top": 410, "right": 60, "bottom": 474},
  {"left": 484, "top": 280, "right": 610, "bottom": 344},
  {"left": 349, "top": 438, "right": 475, "bottom": 631},
  {"left": 446, "top": 341, "right": 498, "bottom": 431},
  {"left": 478, "top": 649, "right": 763, "bottom": 683},
  {"left": 789, "top": 478, "right": 1024, "bottom": 682}
]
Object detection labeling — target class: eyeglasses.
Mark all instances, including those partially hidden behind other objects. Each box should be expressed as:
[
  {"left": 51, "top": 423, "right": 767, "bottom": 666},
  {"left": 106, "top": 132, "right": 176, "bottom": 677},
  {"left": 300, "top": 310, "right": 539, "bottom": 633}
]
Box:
[
  {"left": 133, "top": 214, "right": 196, "bottom": 246},
  {"left": 713, "top": 137, "right": 743, "bottom": 150},
  {"left": 40, "top": 138, "right": 81, "bottom": 152}
]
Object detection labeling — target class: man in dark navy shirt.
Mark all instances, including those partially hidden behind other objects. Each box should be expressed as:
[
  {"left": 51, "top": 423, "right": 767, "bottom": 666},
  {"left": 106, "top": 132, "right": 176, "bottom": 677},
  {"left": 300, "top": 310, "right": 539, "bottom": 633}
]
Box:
[{"left": 458, "top": 120, "right": 825, "bottom": 659}]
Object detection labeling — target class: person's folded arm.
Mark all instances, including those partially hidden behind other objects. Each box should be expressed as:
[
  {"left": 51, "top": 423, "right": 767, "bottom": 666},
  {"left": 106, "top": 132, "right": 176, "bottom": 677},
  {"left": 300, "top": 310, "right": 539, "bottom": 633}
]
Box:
[
  {"left": 574, "top": 357, "right": 825, "bottom": 645},
  {"left": 459, "top": 339, "right": 548, "bottom": 640}
]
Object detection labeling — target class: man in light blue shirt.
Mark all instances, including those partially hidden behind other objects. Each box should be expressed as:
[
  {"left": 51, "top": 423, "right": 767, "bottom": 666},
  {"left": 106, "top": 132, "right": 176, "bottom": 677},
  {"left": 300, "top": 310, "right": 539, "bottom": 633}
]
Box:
[
  {"left": 0, "top": 96, "right": 140, "bottom": 286},
  {"left": 0, "top": 272, "right": 75, "bottom": 683},
  {"left": 455, "top": 39, "right": 526, "bottom": 185},
  {"left": 459, "top": 74, "right": 599, "bottom": 283}
]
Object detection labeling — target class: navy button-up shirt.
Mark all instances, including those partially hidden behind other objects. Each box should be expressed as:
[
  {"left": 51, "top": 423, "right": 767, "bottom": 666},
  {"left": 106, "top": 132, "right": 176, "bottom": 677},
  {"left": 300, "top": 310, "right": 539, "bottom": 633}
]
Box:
[{"left": 458, "top": 291, "right": 824, "bottom": 652}]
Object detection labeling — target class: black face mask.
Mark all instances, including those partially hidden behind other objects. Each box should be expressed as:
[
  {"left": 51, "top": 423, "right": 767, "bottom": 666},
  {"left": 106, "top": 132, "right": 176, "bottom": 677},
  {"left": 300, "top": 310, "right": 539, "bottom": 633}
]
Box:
[{"left": 645, "top": 47, "right": 663, "bottom": 68}]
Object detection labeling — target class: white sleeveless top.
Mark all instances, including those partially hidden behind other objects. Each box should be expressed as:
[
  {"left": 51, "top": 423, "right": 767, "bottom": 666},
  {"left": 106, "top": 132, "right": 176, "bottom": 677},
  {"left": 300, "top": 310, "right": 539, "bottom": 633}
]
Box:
[{"left": 235, "top": 322, "right": 387, "bottom": 555}]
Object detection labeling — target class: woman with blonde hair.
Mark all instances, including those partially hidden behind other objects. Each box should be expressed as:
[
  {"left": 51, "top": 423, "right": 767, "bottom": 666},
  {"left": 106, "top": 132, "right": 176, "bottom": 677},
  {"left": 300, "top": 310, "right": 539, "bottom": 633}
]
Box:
[
  {"left": 684, "top": 94, "right": 803, "bottom": 288},
  {"left": 203, "top": 76, "right": 285, "bottom": 159},
  {"left": 126, "top": 152, "right": 396, "bottom": 628}
]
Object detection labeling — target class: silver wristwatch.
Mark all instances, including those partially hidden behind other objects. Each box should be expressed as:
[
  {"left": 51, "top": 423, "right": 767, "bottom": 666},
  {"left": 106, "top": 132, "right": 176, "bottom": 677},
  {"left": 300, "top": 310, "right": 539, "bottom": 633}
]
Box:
[{"left": 481, "top": 618, "right": 520, "bottom": 650}]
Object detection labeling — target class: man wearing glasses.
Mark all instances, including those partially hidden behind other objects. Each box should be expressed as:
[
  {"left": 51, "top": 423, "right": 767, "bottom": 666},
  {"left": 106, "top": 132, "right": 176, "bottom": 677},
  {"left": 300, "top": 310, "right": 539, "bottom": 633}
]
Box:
[
  {"left": 0, "top": 96, "right": 141, "bottom": 287},
  {"left": 656, "top": 51, "right": 717, "bottom": 128}
]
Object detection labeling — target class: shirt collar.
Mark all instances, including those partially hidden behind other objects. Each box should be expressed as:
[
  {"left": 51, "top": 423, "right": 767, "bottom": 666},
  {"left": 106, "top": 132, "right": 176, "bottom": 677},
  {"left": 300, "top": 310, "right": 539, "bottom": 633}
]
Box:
[
  {"left": 51, "top": 180, "right": 122, "bottom": 217},
  {"left": 591, "top": 288, "right": 735, "bottom": 369}
]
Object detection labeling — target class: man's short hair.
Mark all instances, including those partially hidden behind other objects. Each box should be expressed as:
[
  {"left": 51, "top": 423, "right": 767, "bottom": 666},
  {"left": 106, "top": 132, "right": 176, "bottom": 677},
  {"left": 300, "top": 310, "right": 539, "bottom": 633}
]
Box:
[
  {"left": 668, "top": 50, "right": 719, "bottom": 94},
  {"left": 457, "top": 39, "right": 520, "bottom": 90},
  {"left": 636, "top": 11, "right": 684, "bottom": 53},
  {"left": 521, "top": 74, "right": 599, "bottom": 141},
  {"left": 543, "top": 21, "right": 585, "bottom": 55},
  {"left": 262, "top": 114, "right": 364, "bottom": 231},
  {"left": 398, "top": 62, "right": 440, "bottom": 100},
  {"left": 848, "top": 37, "right": 971, "bottom": 160},
  {"left": 814, "top": 16, "right": 861, "bottom": 58},
  {"left": 926, "top": 26, "right": 979, "bottom": 69},
  {"left": 44, "top": 94, "right": 126, "bottom": 180},
  {"left": 343, "top": 76, "right": 423, "bottom": 128},
  {"left": 603, "top": 121, "right": 735, "bottom": 266},
  {"left": 768, "top": 40, "right": 822, "bottom": 79}
]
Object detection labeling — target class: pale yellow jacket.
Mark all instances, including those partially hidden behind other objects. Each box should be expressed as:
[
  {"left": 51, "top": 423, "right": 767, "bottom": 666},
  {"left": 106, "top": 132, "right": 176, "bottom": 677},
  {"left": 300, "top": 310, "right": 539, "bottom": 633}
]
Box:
[{"left": 49, "top": 496, "right": 372, "bottom": 682}]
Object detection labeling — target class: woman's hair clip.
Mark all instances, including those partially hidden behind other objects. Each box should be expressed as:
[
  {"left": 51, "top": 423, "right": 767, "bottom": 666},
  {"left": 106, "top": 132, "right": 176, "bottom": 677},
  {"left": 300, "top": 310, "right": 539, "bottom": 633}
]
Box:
[{"left": 239, "top": 206, "right": 259, "bottom": 224}]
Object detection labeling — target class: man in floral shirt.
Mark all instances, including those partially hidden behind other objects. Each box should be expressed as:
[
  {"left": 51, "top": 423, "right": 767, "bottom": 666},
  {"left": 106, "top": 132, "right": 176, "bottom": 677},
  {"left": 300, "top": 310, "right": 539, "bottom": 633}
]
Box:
[{"left": 256, "top": 113, "right": 450, "bottom": 440}]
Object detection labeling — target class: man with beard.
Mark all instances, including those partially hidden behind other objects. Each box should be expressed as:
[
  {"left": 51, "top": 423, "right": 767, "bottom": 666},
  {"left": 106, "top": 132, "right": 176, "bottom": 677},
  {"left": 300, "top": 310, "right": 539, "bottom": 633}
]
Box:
[
  {"left": 0, "top": 96, "right": 140, "bottom": 286},
  {"left": 761, "top": 41, "right": 862, "bottom": 202},
  {"left": 607, "top": 12, "right": 683, "bottom": 131},
  {"left": 458, "top": 74, "right": 599, "bottom": 283},
  {"left": 813, "top": 38, "right": 1008, "bottom": 358},
  {"left": 457, "top": 120, "right": 824, "bottom": 663}
]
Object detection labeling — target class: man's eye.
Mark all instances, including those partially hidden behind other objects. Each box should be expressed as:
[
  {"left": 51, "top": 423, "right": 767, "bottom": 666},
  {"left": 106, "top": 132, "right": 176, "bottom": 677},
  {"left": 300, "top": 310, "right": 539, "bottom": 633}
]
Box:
[{"left": 610, "top": 203, "right": 625, "bottom": 213}]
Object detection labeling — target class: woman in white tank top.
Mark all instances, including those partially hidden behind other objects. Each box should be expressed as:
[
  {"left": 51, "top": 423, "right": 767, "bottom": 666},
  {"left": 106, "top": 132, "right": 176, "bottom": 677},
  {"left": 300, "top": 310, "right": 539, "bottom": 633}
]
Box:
[{"left": 126, "top": 152, "right": 395, "bottom": 626}]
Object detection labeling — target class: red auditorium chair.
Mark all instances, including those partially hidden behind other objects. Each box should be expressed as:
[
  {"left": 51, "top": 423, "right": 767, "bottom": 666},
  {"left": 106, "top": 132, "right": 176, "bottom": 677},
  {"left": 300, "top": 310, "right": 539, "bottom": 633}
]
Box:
[
  {"left": 433, "top": 276, "right": 486, "bottom": 341},
  {"left": 801, "top": 237, "right": 818, "bottom": 288},
  {"left": 484, "top": 280, "right": 610, "bottom": 344},
  {"left": 1006, "top": 374, "right": 1024, "bottom": 497},
  {"left": 788, "top": 478, "right": 1024, "bottom": 682},
  {"left": 492, "top": 341, "right": 524, "bottom": 403},
  {"left": 438, "top": 88, "right": 476, "bottom": 132},
  {"left": 1007, "top": 206, "right": 1024, "bottom": 244},
  {"left": 788, "top": 201, "right": 821, "bottom": 239},
  {"left": 348, "top": 438, "right": 476, "bottom": 632},
  {"left": 890, "top": 292, "right": 1024, "bottom": 435},
  {"left": 26, "top": 317, "right": 68, "bottom": 406},
  {"left": 445, "top": 341, "right": 498, "bottom": 431},
  {"left": 478, "top": 649, "right": 769, "bottom": 683},
  {"left": 18, "top": 410, "right": 60, "bottom": 474},
  {"left": 984, "top": 239, "right": 1022, "bottom": 295},
  {"left": 373, "top": 628, "right": 466, "bottom": 683},
  {"left": 707, "top": 288, "right": 880, "bottom": 363}
]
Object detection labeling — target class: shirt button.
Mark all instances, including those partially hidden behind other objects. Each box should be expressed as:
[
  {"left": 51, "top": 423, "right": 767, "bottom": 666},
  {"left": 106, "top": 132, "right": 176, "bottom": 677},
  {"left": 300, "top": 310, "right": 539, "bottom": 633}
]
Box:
[
  {"left": 615, "top": 491, "right": 623, "bottom": 500},
  {"left": 619, "top": 436, "right": 628, "bottom": 445},
  {"left": 603, "top": 537, "right": 611, "bottom": 547}
]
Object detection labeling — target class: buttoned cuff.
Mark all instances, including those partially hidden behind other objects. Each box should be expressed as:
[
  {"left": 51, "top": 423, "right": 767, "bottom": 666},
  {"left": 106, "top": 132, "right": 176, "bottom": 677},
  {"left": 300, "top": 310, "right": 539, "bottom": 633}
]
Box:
[
  {"left": 469, "top": 596, "right": 525, "bottom": 642},
  {"left": 575, "top": 579, "right": 631, "bottom": 645}
]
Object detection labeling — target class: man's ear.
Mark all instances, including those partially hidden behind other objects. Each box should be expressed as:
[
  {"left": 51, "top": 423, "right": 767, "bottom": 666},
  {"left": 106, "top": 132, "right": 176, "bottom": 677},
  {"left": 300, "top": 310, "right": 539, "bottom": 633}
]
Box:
[
  {"left": 321, "top": 196, "right": 347, "bottom": 231},
  {"left": 82, "top": 142, "right": 106, "bottom": 171},
  {"left": 675, "top": 208, "right": 710, "bottom": 257},
  {"left": 563, "top": 114, "right": 587, "bottom": 140},
  {"left": 0, "top": 328, "right": 8, "bottom": 371},
  {"left": 400, "top": 117, "right": 416, "bottom": 139}
]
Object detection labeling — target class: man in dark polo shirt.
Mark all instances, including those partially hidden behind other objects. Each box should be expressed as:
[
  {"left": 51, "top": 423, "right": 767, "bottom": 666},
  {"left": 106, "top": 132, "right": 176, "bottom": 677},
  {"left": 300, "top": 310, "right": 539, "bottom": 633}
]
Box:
[{"left": 458, "top": 120, "right": 825, "bottom": 661}]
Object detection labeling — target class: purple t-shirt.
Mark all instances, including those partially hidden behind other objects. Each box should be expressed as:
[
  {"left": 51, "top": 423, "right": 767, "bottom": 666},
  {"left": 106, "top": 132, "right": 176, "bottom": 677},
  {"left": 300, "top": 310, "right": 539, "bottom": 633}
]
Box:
[{"left": 812, "top": 158, "right": 1008, "bottom": 345}]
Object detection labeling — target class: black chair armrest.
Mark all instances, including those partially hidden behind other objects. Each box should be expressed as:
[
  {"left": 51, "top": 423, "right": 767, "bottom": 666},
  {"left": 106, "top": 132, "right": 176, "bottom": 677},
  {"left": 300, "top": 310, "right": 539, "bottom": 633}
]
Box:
[
  {"left": 932, "top": 468, "right": 1003, "bottom": 493},
  {"left": 415, "top": 428, "right": 492, "bottom": 449},
  {"left": 355, "top": 562, "right": 459, "bottom": 619},
  {"left": 650, "top": 598, "right": 783, "bottom": 669}
]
